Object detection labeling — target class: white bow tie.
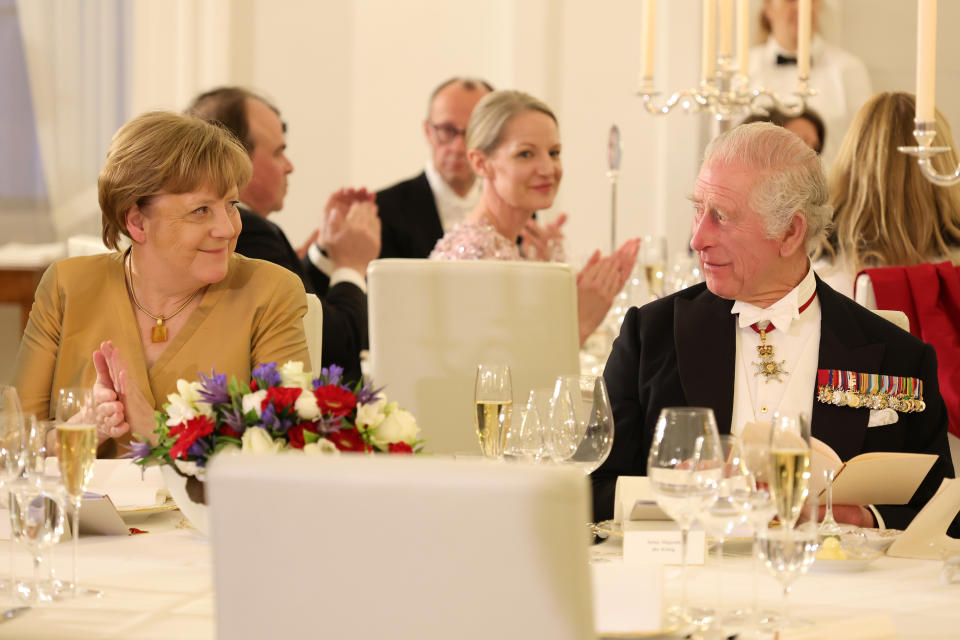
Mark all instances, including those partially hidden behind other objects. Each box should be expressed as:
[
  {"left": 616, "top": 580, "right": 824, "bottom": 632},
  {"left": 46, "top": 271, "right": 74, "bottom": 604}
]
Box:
[{"left": 731, "top": 292, "right": 801, "bottom": 334}]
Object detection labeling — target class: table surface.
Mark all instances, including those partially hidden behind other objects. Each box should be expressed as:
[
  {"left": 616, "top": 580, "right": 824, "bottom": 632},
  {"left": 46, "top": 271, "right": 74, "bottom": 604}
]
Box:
[{"left": 1, "top": 514, "right": 958, "bottom": 639}]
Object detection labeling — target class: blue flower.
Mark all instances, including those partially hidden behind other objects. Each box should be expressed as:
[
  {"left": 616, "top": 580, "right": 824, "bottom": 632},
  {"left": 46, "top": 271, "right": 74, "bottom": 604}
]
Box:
[
  {"left": 221, "top": 406, "right": 247, "bottom": 435},
  {"left": 356, "top": 384, "right": 384, "bottom": 406},
  {"left": 252, "top": 362, "right": 282, "bottom": 388},
  {"left": 317, "top": 364, "right": 344, "bottom": 387},
  {"left": 198, "top": 369, "right": 230, "bottom": 405},
  {"left": 122, "top": 439, "right": 153, "bottom": 460},
  {"left": 188, "top": 438, "right": 211, "bottom": 464}
]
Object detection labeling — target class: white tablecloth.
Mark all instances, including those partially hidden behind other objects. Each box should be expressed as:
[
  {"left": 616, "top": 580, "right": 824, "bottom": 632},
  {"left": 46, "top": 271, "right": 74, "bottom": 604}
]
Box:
[{"left": 1, "top": 515, "right": 957, "bottom": 638}]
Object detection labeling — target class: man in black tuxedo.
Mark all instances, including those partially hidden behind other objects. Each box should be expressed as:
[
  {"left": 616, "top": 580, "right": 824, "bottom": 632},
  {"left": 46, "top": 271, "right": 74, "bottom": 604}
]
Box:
[
  {"left": 377, "top": 77, "right": 492, "bottom": 259},
  {"left": 595, "top": 122, "right": 956, "bottom": 535},
  {"left": 188, "top": 87, "right": 378, "bottom": 384}
]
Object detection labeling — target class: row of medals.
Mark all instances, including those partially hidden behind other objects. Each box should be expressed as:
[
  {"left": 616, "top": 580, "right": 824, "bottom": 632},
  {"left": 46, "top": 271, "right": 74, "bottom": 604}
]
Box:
[{"left": 817, "top": 386, "right": 926, "bottom": 413}]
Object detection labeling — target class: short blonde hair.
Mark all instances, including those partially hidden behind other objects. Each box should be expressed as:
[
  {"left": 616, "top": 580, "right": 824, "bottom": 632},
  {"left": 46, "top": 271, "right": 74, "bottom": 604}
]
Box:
[
  {"left": 812, "top": 92, "right": 960, "bottom": 272},
  {"left": 705, "top": 121, "right": 832, "bottom": 250},
  {"left": 98, "top": 111, "right": 252, "bottom": 250},
  {"left": 466, "top": 90, "right": 556, "bottom": 156}
]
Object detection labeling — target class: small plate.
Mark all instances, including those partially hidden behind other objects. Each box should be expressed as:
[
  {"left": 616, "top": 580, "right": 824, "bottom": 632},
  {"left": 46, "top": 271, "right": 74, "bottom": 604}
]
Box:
[
  {"left": 811, "top": 548, "right": 882, "bottom": 572},
  {"left": 861, "top": 527, "right": 903, "bottom": 553}
]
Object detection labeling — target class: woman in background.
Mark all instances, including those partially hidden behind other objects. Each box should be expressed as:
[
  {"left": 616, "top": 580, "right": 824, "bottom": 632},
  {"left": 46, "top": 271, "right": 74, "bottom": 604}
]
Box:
[
  {"left": 13, "top": 111, "right": 310, "bottom": 455},
  {"left": 812, "top": 92, "right": 960, "bottom": 298},
  {"left": 430, "top": 90, "right": 640, "bottom": 346}
]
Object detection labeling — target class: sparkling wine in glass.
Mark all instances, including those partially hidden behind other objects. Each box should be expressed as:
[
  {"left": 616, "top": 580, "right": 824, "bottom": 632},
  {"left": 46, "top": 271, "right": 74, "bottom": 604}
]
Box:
[
  {"left": 9, "top": 476, "right": 66, "bottom": 602},
  {"left": 647, "top": 407, "right": 722, "bottom": 625},
  {"left": 474, "top": 365, "right": 513, "bottom": 459},
  {"left": 769, "top": 414, "right": 811, "bottom": 529},
  {"left": 549, "top": 375, "right": 614, "bottom": 474},
  {"left": 55, "top": 387, "right": 99, "bottom": 597},
  {"left": 640, "top": 235, "right": 668, "bottom": 299}
]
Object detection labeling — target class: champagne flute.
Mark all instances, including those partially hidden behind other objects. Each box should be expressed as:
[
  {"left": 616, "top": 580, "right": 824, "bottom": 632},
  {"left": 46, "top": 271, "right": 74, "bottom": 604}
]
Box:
[
  {"left": 647, "top": 407, "right": 722, "bottom": 625},
  {"left": 55, "top": 387, "right": 99, "bottom": 598},
  {"left": 474, "top": 365, "right": 513, "bottom": 459},
  {"left": 549, "top": 376, "right": 614, "bottom": 474},
  {"left": 768, "top": 413, "right": 811, "bottom": 529},
  {"left": 8, "top": 476, "right": 66, "bottom": 603},
  {"left": 640, "top": 235, "right": 668, "bottom": 299}
]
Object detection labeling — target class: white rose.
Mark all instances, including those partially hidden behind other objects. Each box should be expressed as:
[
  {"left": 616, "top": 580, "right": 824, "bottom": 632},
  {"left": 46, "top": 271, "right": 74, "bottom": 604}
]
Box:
[
  {"left": 173, "top": 459, "right": 203, "bottom": 479},
  {"left": 165, "top": 393, "right": 197, "bottom": 427},
  {"left": 241, "top": 390, "right": 268, "bottom": 418},
  {"left": 303, "top": 439, "right": 340, "bottom": 456},
  {"left": 176, "top": 379, "right": 204, "bottom": 403},
  {"left": 355, "top": 397, "right": 387, "bottom": 431},
  {"left": 241, "top": 427, "right": 285, "bottom": 454},
  {"left": 372, "top": 409, "right": 419, "bottom": 447},
  {"left": 279, "top": 360, "right": 311, "bottom": 389},
  {"left": 294, "top": 391, "right": 320, "bottom": 420}
]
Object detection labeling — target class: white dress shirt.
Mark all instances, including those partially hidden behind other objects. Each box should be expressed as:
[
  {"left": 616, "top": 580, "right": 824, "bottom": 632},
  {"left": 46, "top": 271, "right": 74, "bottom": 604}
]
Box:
[
  {"left": 423, "top": 158, "right": 482, "bottom": 233},
  {"left": 748, "top": 35, "right": 873, "bottom": 166},
  {"left": 730, "top": 264, "right": 820, "bottom": 435}
]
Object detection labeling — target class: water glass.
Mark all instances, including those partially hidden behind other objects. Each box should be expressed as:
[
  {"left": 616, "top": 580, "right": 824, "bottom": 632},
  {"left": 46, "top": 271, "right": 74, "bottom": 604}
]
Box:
[
  {"left": 9, "top": 475, "right": 66, "bottom": 603},
  {"left": 548, "top": 376, "right": 614, "bottom": 474},
  {"left": 502, "top": 389, "right": 552, "bottom": 462}
]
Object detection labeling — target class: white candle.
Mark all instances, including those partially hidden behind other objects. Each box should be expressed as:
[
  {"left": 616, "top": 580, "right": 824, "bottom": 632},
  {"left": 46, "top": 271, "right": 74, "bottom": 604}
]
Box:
[
  {"left": 797, "top": 0, "right": 812, "bottom": 79},
  {"left": 642, "top": 0, "right": 657, "bottom": 80},
  {"left": 737, "top": 0, "right": 750, "bottom": 76},
  {"left": 916, "top": 0, "right": 938, "bottom": 122},
  {"left": 702, "top": 0, "right": 716, "bottom": 81},
  {"left": 719, "top": 0, "right": 734, "bottom": 58}
]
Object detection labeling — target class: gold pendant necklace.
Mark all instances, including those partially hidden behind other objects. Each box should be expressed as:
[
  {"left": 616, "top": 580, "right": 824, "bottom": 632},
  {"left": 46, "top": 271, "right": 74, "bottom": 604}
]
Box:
[
  {"left": 751, "top": 325, "right": 789, "bottom": 383},
  {"left": 124, "top": 251, "right": 202, "bottom": 343}
]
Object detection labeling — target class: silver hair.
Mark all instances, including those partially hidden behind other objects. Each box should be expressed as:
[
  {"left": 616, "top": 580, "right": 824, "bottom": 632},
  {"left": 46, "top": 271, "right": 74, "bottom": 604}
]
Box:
[{"left": 702, "top": 121, "right": 832, "bottom": 250}]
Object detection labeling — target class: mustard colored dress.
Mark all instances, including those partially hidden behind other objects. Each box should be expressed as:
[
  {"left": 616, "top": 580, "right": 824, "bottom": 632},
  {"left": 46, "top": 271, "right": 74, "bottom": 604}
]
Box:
[{"left": 13, "top": 252, "right": 310, "bottom": 455}]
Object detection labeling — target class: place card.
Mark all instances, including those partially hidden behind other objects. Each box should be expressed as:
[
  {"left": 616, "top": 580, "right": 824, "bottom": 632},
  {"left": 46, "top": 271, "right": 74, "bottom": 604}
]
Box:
[
  {"left": 623, "top": 520, "right": 706, "bottom": 565},
  {"left": 591, "top": 561, "right": 664, "bottom": 634}
]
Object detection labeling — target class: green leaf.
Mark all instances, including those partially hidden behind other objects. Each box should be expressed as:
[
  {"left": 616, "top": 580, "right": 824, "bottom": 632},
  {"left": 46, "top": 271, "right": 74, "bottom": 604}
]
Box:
[{"left": 303, "top": 430, "right": 320, "bottom": 444}]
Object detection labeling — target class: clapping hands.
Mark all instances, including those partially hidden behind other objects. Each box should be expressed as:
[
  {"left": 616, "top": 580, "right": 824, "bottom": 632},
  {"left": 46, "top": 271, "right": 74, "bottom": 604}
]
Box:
[
  {"left": 92, "top": 340, "right": 156, "bottom": 444},
  {"left": 575, "top": 238, "right": 641, "bottom": 346},
  {"left": 321, "top": 187, "right": 381, "bottom": 275}
]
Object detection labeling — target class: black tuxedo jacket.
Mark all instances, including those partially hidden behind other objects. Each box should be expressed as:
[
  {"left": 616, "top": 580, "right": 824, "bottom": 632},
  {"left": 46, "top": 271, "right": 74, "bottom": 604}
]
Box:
[
  {"left": 234, "top": 207, "right": 367, "bottom": 383},
  {"left": 376, "top": 172, "right": 443, "bottom": 259},
  {"left": 595, "top": 277, "right": 956, "bottom": 533}
]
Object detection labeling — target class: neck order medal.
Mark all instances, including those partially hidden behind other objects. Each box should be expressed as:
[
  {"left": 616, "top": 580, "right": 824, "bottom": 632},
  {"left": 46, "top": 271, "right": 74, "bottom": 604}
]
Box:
[{"left": 752, "top": 325, "right": 789, "bottom": 383}]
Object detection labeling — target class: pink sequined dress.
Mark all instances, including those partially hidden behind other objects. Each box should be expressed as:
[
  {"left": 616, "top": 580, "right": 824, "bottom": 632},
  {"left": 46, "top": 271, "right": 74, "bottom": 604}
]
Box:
[{"left": 429, "top": 221, "right": 522, "bottom": 261}]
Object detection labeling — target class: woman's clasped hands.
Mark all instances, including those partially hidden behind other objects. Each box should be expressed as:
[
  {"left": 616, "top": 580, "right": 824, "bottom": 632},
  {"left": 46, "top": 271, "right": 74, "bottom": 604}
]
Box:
[{"left": 92, "top": 340, "right": 156, "bottom": 444}]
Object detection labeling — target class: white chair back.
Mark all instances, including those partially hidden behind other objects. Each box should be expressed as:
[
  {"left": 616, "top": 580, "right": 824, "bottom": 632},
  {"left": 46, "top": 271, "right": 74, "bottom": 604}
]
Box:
[
  {"left": 303, "top": 293, "right": 323, "bottom": 374},
  {"left": 367, "top": 259, "right": 580, "bottom": 455},
  {"left": 207, "top": 453, "right": 595, "bottom": 640}
]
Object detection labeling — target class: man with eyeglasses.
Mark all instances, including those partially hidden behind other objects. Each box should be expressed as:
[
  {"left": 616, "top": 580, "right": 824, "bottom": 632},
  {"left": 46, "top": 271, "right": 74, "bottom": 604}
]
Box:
[{"left": 377, "top": 77, "right": 493, "bottom": 259}]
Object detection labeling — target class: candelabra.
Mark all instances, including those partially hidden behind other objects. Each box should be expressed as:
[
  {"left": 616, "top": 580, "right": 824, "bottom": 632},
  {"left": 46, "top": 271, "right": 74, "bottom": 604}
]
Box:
[
  {"left": 898, "top": 121, "right": 960, "bottom": 186},
  {"left": 637, "top": 55, "right": 815, "bottom": 122}
]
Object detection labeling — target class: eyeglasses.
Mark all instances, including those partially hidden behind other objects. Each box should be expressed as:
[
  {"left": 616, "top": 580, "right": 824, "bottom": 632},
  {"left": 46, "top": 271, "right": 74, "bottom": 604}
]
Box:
[{"left": 430, "top": 122, "right": 467, "bottom": 144}]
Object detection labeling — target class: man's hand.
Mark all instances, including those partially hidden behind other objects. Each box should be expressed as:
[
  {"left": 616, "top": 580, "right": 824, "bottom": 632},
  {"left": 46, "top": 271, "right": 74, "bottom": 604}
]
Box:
[
  {"left": 817, "top": 504, "right": 876, "bottom": 528},
  {"left": 323, "top": 195, "right": 381, "bottom": 276}
]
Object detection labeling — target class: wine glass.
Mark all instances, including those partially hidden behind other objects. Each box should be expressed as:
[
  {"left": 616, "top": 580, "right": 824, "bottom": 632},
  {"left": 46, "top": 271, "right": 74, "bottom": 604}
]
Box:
[
  {"left": 818, "top": 468, "right": 860, "bottom": 538},
  {"left": 548, "top": 376, "right": 614, "bottom": 474},
  {"left": 474, "top": 365, "right": 513, "bottom": 459},
  {"left": 758, "top": 510, "right": 819, "bottom": 628},
  {"left": 697, "top": 435, "right": 751, "bottom": 625},
  {"left": 55, "top": 387, "right": 99, "bottom": 598},
  {"left": 768, "top": 413, "right": 811, "bottom": 529},
  {"left": 647, "top": 407, "right": 722, "bottom": 625},
  {"left": 739, "top": 439, "right": 781, "bottom": 630},
  {"left": 501, "top": 389, "right": 550, "bottom": 462},
  {"left": 640, "top": 235, "right": 668, "bottom": 299},
  {"left": 8, "top": 475, "right": 66, "bottom": 603},
  {"left": 0, "top": 385, "right": 26, "bottom": 599}
]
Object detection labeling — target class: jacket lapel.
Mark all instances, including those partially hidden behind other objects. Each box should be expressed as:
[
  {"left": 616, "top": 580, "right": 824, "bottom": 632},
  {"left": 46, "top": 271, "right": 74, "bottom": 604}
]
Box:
[
  {"left": 812, "top": 278, "right": 886, "bottom": 460},
  {"left": 676, "top": 291, "right": 737, "bottom": 434}
]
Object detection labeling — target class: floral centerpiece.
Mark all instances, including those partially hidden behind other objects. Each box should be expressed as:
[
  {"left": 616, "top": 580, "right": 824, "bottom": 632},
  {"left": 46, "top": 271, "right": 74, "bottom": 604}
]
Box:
[{"left": 132, "top": 361, "right": 421, "bottom": 518}]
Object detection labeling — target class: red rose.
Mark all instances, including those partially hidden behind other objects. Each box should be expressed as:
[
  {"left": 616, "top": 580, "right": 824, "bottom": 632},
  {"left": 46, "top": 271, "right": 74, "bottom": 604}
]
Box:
[
  {"left": 327, "top": 427, "right": 371, "bottom": 452},
  {"left": 313, "top": 385, "right": 357, "bottom": 418},
  {"left": 169, "top": 415, "right": 215, "bottom": 459},
  {"left": 218, "top": 425, "right": 242, "bottom": 438},
  {"left": 249, "top": 379, "right": 259, "bottom": 392},
  {"left": 287, "top": 422, "right": 320, "bottom": 449},
  {"left": 388, "top": 442, "right": 413, "bottom": 454},
  {"left": 262, "top": 386, "right": 302, "bottom": 414}
]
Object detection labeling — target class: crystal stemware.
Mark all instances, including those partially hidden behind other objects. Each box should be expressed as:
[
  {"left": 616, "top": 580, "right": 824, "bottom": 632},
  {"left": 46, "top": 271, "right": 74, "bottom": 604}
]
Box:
[
  {"left": 474, "top": 365, "right": 513, "bottom": 459},
  {"left": 55, "top": 387, "right": 100, "bottom": 598},
  {"left": 647, "top": 407, "right": 722, "bottom": 625},
  {"left": 0, "top": 385, "right": 26, "bottom": 599},
  {"left": 9, "top": 475, "right": 66, "bottom": 603},
  {"left": 502, "top": 389, "right": 551, "bottom": 463},
  {"left": 818, "top": 468, "right": 860, "bottom": 538},
  {"left": 548, "top": 375, "right": 614, "bottom": 474}
]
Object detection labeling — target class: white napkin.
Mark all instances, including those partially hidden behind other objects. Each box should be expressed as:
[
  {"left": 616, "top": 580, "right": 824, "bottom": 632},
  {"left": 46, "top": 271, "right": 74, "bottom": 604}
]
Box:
[
  {"left": 778, "top": 614, "right": 896, "bottom": 639},
  {"left": 0, "top": 241, "right": 65, "bottom": 267},
  {"left": 45, "top": 458, "right": 168, "bottom": 509},
  {"left": 868, "top": 409, "right": 899, "bottom": 427}
]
